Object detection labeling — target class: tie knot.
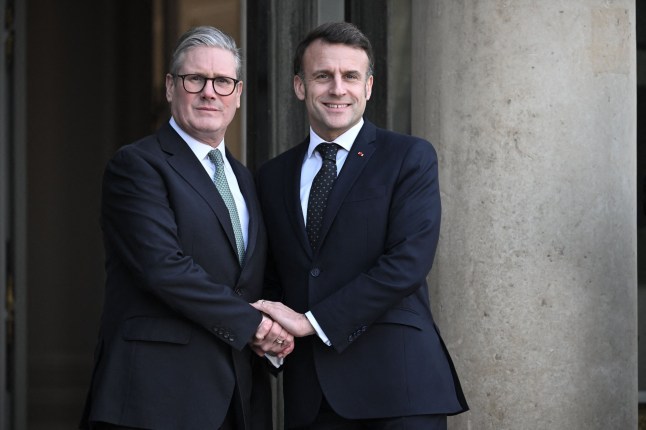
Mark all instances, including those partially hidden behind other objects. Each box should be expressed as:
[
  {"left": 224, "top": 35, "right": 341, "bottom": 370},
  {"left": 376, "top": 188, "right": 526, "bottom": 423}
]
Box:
[
  {"left": 208, "top": 149, "right": 224, "bottom": 167},
  {"left": 316, "top": 143, "right": 339, "bottom": 161}
]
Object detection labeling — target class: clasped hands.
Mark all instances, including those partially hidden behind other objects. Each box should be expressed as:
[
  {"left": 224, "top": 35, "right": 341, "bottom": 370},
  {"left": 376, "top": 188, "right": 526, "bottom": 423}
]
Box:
[{"left": 248, "top": 300, "right": 315, "bottom": 359}]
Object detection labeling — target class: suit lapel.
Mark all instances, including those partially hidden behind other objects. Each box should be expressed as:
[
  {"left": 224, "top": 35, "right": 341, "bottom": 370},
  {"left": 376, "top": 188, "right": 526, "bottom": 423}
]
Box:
[
  {"left": 158, "top": 124, "right": 239, "bottom": 257},
  {"left": 227, "top": 149, "right": 259, "bottom": 268},
  {"left": 317, "top": 122, "right": 378, "bottom": 250},
  {"left": 284, "top": 139, "right": 313, "bottom": 256}
]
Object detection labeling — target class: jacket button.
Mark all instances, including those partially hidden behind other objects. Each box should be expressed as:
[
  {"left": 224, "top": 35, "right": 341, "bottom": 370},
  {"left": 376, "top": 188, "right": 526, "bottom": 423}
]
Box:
[
  {"left": 234, "top": 288, "right": 243, "bottom": 296},
  {"left": 310, "top": 268, "right": 321, "bottom": 277}
]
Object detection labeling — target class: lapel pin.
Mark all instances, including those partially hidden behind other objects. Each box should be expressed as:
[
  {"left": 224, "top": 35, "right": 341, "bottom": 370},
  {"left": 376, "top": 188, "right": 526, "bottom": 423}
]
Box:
[{"left": 357, "top": 151, "right": 364, "bottom": 157}]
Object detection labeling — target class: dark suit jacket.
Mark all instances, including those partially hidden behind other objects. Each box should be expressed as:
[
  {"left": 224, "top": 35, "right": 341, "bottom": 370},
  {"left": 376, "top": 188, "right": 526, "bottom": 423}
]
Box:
[
  {"left": 257, "top": 120, "right": 468, "bottom": 428},
  {"left": 80, "top": 123, "right": 268, "bottom": 429}
]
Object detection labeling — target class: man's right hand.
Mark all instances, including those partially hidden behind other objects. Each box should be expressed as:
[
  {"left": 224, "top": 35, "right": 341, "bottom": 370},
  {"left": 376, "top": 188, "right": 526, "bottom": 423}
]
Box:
[
  {"left": 251, "top": 300, "right": 316, "bottom": 337},
  {"left": 249, "top": 313, "right": 294, "bottom": 358}
]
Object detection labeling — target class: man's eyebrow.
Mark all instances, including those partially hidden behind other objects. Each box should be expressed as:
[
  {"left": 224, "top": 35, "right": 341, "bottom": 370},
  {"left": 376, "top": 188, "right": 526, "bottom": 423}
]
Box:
[{"left": 310, "top": 68, "right": 362, "bottom": 75}]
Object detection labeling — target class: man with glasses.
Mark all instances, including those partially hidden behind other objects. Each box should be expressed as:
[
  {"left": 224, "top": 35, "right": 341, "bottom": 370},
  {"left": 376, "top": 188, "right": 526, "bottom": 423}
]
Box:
[{"left": 80, "top": 26, "right": 290, "bottom": 430}]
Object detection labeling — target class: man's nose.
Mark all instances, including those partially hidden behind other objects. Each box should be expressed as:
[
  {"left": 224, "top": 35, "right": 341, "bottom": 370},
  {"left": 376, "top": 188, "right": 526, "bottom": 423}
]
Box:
[
  {"left": 201, "top": 79, "right": 218, "bottom": 98},
  {"left": 329, "top": 75, "right": 347, "bottom": 95}
]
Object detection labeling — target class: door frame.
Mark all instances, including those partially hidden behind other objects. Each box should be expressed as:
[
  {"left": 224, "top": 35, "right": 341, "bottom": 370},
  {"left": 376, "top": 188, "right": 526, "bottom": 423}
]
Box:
[{"left": 1, "top": 0, "right": 28, "bottom": 428}]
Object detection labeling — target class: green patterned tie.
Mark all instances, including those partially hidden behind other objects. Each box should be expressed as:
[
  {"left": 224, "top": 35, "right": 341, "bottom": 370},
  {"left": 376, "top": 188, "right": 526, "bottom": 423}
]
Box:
[{"left": 208, "top": 149, "right": 245, "bottom": 265}]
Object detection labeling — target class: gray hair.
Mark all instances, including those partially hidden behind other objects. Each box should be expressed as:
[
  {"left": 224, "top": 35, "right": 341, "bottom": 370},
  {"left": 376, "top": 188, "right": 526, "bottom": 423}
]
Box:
[{"left": 169, "top": 26, "right": 242, "bottom": 79}]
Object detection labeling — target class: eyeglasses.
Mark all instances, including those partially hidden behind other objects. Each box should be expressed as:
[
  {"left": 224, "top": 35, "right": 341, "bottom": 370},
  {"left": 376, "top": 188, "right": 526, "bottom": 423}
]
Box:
[{"left": 173, "top": 74, "right": 240, "bottom": 96}]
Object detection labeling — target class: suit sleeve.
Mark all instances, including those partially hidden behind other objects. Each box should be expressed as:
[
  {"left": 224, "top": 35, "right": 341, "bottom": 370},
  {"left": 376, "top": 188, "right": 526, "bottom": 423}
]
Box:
[
  {"left": 102, "top": 146, "right": 262, "bottom": 350},
  {"left": 310, "top": 140, "right": 441, "bottom": 352}
]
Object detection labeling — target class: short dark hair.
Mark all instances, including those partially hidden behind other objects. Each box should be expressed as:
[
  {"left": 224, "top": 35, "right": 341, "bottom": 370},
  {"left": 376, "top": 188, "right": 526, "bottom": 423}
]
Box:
[{"left": 293, "top": 22, "right": 374, "bottom": 77}]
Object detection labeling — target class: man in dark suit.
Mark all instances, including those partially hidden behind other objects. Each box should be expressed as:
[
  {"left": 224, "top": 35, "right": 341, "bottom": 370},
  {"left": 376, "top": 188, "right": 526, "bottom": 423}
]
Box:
[
  {"left": 253, "top": 22, "right": 469, "bottom": 430},
  {"left": 80, "top": 26, "right": 292, "bottom": 430}
]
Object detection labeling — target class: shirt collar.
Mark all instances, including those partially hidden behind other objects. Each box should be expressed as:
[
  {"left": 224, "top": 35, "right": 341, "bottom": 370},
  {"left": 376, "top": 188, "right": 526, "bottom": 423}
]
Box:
[
  {"left": 306, "top": 118, "right": 364, "bottom": 159},
  {"left": 169, "top": 117, "right": 227, "bottom": 162}
]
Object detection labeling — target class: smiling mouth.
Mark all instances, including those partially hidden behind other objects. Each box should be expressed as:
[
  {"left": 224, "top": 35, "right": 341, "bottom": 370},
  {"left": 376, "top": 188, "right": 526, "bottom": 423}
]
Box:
[{"left": 324, "top": 103, "right": 350, "bottom": 109}]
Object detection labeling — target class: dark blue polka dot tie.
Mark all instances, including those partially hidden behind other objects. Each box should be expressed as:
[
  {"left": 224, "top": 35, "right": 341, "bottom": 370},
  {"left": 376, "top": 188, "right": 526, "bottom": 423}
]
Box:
[{"left": 306, "top": 143, "right": 339, "bottom": 250}]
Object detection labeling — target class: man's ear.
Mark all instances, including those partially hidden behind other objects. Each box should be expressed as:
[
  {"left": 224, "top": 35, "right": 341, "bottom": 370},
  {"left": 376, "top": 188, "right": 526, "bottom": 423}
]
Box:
[
  {"left": 165, "top": 73, "right": 175, "bottom": 103},
  {"left": 365, "top": 74, "right": 374, "bottom": 101},
  {"left": 294, "top": 75, "right": 306, "bottom": 101},
  {"left": 235, "top": 81, "right": 243, "bottom": 109}
]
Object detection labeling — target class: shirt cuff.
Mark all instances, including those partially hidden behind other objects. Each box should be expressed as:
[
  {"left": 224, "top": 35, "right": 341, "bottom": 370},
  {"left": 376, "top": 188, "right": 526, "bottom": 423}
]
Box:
[
  {"left": 305, "top": 311, "right": 332, "bottom": 346},
  {"left": 265, "top": 354, "right": 284, "bottom": 368}
]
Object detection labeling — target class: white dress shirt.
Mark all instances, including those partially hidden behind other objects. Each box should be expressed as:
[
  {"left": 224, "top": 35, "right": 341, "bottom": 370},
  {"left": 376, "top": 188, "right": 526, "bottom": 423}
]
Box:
[
  {"left": 299, "top": 119, "right": 363, "bottom": 221},
  {"left": 169, "top": 117, "right": 249, "bottom": 249}
]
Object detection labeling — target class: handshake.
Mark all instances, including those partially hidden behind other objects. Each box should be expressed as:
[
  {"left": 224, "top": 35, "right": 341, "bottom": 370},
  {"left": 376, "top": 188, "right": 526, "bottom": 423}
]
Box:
[{"left": 248, "top": 300, "right": 316, "bottom": 359}]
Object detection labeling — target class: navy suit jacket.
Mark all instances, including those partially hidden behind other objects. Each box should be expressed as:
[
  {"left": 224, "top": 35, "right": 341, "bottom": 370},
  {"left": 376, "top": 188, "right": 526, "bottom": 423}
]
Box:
[
  {"left": 81, "top": 123, "right": 268, "bottom": 429},
  {"left": 257, "top": 120, "right": 468, "bottom": 427}
]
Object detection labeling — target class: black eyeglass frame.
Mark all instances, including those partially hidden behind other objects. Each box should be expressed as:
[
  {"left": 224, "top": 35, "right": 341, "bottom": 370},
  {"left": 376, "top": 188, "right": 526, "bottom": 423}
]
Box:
[{"left": 173, "top": 73, "right": 241, "bottom": 96}]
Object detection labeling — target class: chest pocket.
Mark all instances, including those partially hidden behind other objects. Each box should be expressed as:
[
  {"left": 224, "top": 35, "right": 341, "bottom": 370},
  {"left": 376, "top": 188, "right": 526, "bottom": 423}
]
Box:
[{"left": 343, "top": 185, "right": 386, "bottom": 203}]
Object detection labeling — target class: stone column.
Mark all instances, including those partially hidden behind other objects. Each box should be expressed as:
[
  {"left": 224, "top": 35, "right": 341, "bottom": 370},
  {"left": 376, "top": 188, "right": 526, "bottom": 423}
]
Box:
[{"left": 411, "top": 1, "right": 637, "bottom": 428}]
